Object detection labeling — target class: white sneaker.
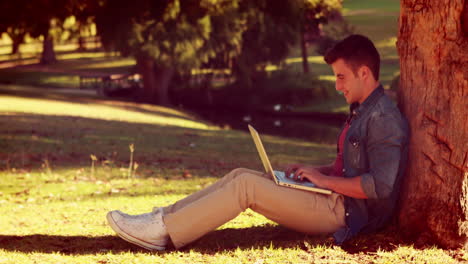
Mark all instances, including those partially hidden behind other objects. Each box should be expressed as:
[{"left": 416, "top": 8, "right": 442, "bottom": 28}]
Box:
[{"left": 107, "top": 208, "right": 169, "bottom": 251}]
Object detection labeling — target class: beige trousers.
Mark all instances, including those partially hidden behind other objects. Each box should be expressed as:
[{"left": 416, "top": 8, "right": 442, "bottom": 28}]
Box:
[{"left": 162, "top": 168, "right": 345, "bottom": 249}]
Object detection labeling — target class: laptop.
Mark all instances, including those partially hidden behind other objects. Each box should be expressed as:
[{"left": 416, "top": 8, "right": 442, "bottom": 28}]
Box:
[{"left": 248, "top": 125, "right": 332, "bottom": 195}]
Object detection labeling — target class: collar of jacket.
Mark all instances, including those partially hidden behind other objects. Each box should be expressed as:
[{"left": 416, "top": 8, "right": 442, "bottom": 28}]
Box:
[{"left": 347, "top": 85, "right": 384, "bottom": 122}]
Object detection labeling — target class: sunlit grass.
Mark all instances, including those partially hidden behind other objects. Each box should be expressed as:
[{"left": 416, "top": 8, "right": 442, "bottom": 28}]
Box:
[
  {"left": 0, "top": 91, "right": 340, "bottom": 264},
  {"left": 56, "top": 52, "right": 110, "bottom": 60},
  {"left": 375, "top": 246, "right": 461, "bottom": 264},
  {"left": 343, "top": 0, "right": 401, "bottom": 14},
  {"left": 318, "top": 75, "right": 335, "bottom": 82},
  {"left": 285, "top": 56, "right": 326, "bottom": 65},
  {"left": 376, "top": 37, "right": 398, "bottom": 49},
  {"left": 0, "top": 95, "right": 215, "bottom": 130},
  {"left": 76, "top": 58, "right": 136, "bottom": 69}
]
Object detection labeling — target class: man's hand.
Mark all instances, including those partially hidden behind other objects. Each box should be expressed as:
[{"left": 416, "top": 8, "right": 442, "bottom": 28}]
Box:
[
  {"left": 293, "top": 166, "right": 327, "bottom": 188},
  {"left": 284, "top": 164, "right": 369, "bottom": 199},
  {"left": 284, "top": 163, "right": 302, "bottom": 178},
  {"left": 284, "top": 164, "right": 324, "bottom": 184}
]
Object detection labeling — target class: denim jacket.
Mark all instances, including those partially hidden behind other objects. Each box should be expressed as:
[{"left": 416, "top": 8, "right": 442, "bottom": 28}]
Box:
[{"left": 333, "top": 85, "right": 409, "bottom": 244}]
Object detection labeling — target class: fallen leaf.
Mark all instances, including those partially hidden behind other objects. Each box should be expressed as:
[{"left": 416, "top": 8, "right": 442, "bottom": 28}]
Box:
[{"left": 183, "top": 170, "right": 192, "bottom": 179}]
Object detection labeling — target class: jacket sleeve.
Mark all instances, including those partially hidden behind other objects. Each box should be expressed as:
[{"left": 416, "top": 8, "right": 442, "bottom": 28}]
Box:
[{"left": 360, "top": 112, "right": 407, "bottom": 199}]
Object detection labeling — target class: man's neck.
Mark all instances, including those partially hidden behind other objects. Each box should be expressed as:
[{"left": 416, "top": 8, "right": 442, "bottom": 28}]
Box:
[{"left": 358, "top": 81, "right": 381, "bottom": 104}]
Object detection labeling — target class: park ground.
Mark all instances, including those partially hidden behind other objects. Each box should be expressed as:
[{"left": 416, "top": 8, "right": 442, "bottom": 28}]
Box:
[
  {"left": 1, "top": 88, "right": 466, "bottom": 264},
  {"left": 0, "top": 0, "right": 467, "bottom": 263}
]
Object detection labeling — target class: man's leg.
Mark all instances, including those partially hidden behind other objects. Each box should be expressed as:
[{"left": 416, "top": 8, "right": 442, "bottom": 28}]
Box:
[
  {"left": 162, "top": 168, "right": 265, "bottom": 214},
  {"left": 164, "top": 169, "right": 345, "bottom": 249},
  {"left": 107, "top": 168, "right": 268, "bottom": 250}
]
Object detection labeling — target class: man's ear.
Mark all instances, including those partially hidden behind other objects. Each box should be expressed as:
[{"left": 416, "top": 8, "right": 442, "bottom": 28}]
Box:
[{"left": 358, "top": 66, "right": 370, "bottom": 80}]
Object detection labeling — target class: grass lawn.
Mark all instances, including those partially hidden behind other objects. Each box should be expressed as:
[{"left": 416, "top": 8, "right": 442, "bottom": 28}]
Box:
[
  {"left": 0, "top": 52, "right": 135, "bottom": 89},
  {"left": 0, "top": 86, "right": 466, "bottom": 263}
]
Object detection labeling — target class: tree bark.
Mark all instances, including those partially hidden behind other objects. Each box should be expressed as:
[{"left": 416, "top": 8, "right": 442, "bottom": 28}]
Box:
[
  {"left": 40, "top": 31, "right": 57, "bottom": 65},
  {"left": 136, "top": 56, "right": 174, "bottom": 106},
  {"left": 153, "top": 64, "right": 174, "bottom": 106},
  {"left": 77, "top": 22, "right": 87, "bottom": 51},
  {"left": 136, "top": 55, "right": 157, "bottom": 103},
  {"left": 300, "top": 28, "right": 309, "bottom": 74},
  {"left": 397, "top": 0, "right": 468, "bottom": 249},
  {"left": 11, "top": 39, "right": 21, "bottom": 55},
  {"left": 8, "top": 31, "right": 25, "bottom": 55}
]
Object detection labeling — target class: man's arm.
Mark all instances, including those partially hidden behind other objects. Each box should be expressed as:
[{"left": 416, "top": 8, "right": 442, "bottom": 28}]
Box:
[
  {"left": 297, "top": 113, "right": 406, "bottom": 199},
  {"left": 314, "top": 163, "right": 335, "bottom": 175},
  {"left": 293, "top": 167, "right": 368, "bottom": 199},
  {"left": 284, "top": 163, "right": 334, "bottom": 177}
]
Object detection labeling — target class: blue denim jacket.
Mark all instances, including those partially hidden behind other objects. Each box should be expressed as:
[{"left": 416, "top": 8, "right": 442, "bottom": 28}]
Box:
[{"left": 333, "top": 85, "right": 409, "bottom": 244}]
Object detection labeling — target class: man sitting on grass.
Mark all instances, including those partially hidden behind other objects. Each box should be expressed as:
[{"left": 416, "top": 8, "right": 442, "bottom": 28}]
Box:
[{"left": 106, "top": 34, "right": 409, "bottom": 251}]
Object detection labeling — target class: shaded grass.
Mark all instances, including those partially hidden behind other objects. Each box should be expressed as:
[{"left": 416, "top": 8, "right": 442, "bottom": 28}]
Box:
[
  {"left": 0, "top": 88, "right": 466, "bottom": 264},
  {"left": 0, "top": 54, "right": 135, "bottom": 89},
  {"left": 343, "top": 0, "right": 401, "bottom": 13}
]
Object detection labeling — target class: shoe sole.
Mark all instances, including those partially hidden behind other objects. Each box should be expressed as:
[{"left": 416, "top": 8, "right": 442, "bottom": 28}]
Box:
[{"left": 106, "top": 212, "right": 166, "bottom": 251}]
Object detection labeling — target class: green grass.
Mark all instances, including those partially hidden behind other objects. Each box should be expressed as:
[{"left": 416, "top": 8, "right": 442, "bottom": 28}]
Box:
[
  {"left": 0, "top": 52, "right": 135, "bottom": 89},
  {"left": 343, "top": 0, "right": 401, "bottom": 13},
  {"left": 0, "top": 87, "right": 466, "bottom": 263}
]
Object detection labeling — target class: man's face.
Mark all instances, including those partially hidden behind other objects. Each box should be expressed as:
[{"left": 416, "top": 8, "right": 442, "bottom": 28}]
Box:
[{"left": 331, "top": 59, "right": 365, "bottom": 104}]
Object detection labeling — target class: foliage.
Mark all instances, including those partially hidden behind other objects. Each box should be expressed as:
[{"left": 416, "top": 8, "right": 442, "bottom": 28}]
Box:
[
  {"left": 256, "top": 69, "right": 333, "bottom": 105},
  {"left": 315, "top": 19, "right": 356, "bottom": 55},
  {"left": 96, "top": 0, "right": 243, "bottom": 70},
  {"left": 230, "top": 1, "right": 300, "bottom": 89},
  {"left": 170, "top": 69, "right": 333, "bottom": 109},
  {"left": 390, "top": 73, "right": 400, "bottom": 91},
  {"left": 302, "top": 0, "right": 344, "bottom": 40},
  {"left": 0, "top": 0, "right": 34, "bottom": 54},
  {"left": 0, "top": 0, "right": 99, "bottom": 60}
]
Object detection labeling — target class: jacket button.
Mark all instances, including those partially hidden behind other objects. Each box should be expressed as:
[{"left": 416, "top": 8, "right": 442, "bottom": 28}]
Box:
[
  {"left": 342, "top": 168, "right": 346, "bottom": 172},
  {"left": 345, "top": 213, "right": 349, "bottom": 217}
]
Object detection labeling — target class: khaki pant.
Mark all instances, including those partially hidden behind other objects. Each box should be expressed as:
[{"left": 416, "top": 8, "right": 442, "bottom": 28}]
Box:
[{"left": 162, "top": 168, "right": 345, "bottom": 249}]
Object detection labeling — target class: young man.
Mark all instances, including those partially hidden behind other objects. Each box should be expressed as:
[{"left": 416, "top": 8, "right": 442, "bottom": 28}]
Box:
[{"left": 106, "top": 34, "right": 409, "bottom": 250}]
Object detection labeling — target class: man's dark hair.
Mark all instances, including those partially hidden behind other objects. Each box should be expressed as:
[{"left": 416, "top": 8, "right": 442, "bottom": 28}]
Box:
[{"left": 324, "top": 34, "right": 380, "bottom": 80}]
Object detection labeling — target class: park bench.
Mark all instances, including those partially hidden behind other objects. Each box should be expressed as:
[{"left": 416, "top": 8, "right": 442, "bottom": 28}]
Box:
[{"left": 79, "top": 73, "right": 142, "bottom": 96}]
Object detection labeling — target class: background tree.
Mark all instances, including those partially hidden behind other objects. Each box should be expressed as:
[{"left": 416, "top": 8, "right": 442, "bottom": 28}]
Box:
[
  {"left": 397, "top": 0, "right": 468, "bottom": 249},
  {"left": 95, "top": 0, "right": 342, "bottom": 106},
  {"left": 96, "top": 0, "right": 245, "bottom": 106},
  {"left": 0, "top": 0, "right": 76, "bottom": 63},
  {"left": 299, "top": 0, "right": 342, "bottom": 73},
  {"left": 68, "top": 0, "right": 99, "bottom": 51},
  {"left": 230, "top": 0, "right": 301, "bottom": 91},
  {"left": 18, "top": 0, "right": 72, "bottom": 64},
  {"left": 0, "top": 0, "right": 33, "bottom": 55}
]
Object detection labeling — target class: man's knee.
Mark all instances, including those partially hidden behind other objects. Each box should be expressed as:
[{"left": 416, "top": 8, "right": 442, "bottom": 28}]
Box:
[
  {"left": 230, "top": 173, "right": 261, "bottom": 209},
  {"left": 229, "top": 168, "right": 250, "bottom": 176}
]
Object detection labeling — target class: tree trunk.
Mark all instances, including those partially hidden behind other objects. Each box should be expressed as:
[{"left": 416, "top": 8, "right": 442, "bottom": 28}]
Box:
[
  {"left": 8, "top": 32, "right": 25, "bottom": 55},
  {"left": 300, "top": 28, "right": 309, "bottom": 74},
  {"left": 77, "top": 22, "right": 86, "bottom": 51},
  {"left": 11, "top": 39, "right": 21, "bottom": 55},
  {"left": 78, "top": 36, "right": 86, "bottom": 51},
  {"left": 136, "top": 55, "right": 157, "bottom": 103},
  {"left": 397, "top": 0, "right": 468, "bottom": 249},
  {"left": 153, "top": 64, "right": 174, "bottom": 106},
  {"left": 136, "top": 56, "right": 174, "bottom": 106},
  {"left": 40, "top": 31, "right": 57, "bottom": 65}
]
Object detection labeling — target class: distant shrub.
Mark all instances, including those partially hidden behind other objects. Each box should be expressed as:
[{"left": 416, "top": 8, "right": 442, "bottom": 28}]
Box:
[
  {"left": 252, "top": 69, "right": 332, "bottom": 106},
  {"left": 390, "top": 74, "right": 400, "bottom": 91},
  {"left": 315, "top": 20, "right": 356, "bottom": 56},
  {"left": 170, "top": 69, "right": 334, "bottom": 110}
]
